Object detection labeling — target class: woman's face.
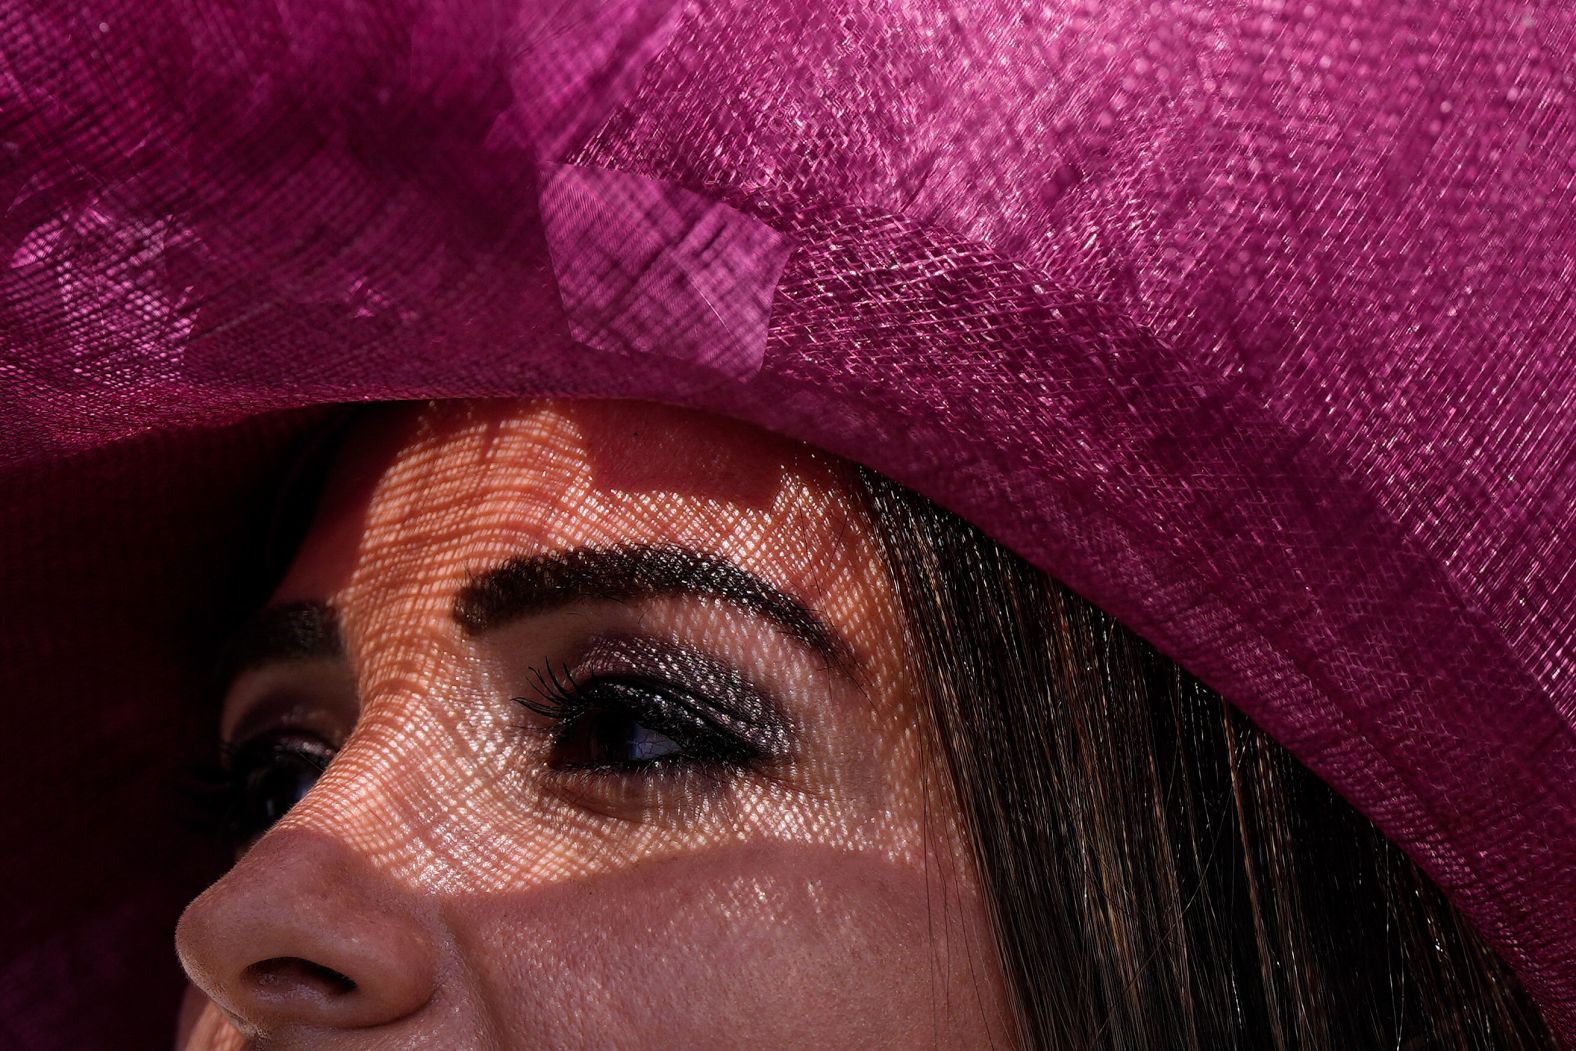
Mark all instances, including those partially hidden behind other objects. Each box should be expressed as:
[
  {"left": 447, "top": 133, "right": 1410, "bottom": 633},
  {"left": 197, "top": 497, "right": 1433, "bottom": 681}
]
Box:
[{"left": 173, "top": 399, "right": 1011, "bottom": 1049}]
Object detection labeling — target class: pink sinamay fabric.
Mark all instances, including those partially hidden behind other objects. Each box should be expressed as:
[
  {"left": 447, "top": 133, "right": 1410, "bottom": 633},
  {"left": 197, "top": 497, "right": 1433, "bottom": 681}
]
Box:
[{"left": 2, "top": 0, "right": 1573, "bottom": 1046}]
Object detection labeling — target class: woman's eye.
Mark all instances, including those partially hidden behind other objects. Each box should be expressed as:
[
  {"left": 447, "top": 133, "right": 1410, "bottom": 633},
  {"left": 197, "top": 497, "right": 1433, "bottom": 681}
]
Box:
[
  {"left": 517, "top": 671, "right": 770, "bottom": 777},
  {"left": 554, "top": 707, "right": 686, "bottom": 767},
  {"left": 222, "top": 732, "right": 336, "bottom": 852}
]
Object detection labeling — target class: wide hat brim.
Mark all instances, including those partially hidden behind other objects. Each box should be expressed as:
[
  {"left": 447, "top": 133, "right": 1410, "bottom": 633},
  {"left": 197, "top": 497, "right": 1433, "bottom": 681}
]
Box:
[{"left": 2, "top": 1, "right": 1573, "bottom": 1046}]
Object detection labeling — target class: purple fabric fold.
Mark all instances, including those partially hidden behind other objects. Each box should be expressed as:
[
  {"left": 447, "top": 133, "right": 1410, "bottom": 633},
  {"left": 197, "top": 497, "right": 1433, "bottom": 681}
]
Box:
[{"left": 539, "top": 161, "right": 794, "bottom": 382}]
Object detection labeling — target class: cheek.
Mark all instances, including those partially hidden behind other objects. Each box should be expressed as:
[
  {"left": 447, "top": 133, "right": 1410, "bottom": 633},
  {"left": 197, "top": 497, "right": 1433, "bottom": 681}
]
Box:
[{"left": 450, "top": 843, "right": 1009, "bottom": 1049}]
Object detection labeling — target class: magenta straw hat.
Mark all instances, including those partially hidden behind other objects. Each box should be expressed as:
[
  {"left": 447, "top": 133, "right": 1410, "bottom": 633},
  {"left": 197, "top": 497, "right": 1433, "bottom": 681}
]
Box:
[{"left": 3, "top": 0, "right": 1573, "bottom": 1046}]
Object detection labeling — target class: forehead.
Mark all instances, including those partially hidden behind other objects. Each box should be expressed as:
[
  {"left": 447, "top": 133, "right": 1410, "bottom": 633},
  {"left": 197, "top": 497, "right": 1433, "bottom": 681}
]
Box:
[{"left": 275, "top": 399, "right": 879, "bottom": 618}]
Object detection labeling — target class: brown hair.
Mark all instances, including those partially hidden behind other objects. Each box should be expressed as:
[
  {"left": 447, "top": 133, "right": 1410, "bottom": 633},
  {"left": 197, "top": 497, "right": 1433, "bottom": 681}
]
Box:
[{"left": 854, "top": 466, "right": 1554, "bottom": 1050}]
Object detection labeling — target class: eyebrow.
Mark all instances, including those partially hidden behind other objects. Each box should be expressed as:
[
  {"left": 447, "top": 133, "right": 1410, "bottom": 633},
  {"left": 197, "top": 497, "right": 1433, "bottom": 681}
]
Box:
[
  {"left": 211, "top": 600, "right": 344, "bottom": 691},
  {"left": 452, "top": 542, "right": 858, "bottom": 675}
]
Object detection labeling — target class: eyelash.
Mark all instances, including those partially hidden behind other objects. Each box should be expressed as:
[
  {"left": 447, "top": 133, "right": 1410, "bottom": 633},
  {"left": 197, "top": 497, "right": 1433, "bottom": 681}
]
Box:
[{"left": 515, "top": 660, "right": 770, "bottom": 776}]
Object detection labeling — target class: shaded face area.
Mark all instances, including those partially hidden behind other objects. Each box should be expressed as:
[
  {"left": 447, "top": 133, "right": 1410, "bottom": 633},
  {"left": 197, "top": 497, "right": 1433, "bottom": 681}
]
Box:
[{"left": 174, "top": 399, "right": 1012, "bottom": 1049}]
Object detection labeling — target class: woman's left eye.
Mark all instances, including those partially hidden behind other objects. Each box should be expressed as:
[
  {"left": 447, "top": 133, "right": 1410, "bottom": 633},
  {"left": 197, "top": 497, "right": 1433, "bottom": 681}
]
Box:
[
  {"left": 552, "top": 705, "right": 687, "bottom": 767},
  {"left": 515, "top": 669, "right": 773, "bottom": 776}
]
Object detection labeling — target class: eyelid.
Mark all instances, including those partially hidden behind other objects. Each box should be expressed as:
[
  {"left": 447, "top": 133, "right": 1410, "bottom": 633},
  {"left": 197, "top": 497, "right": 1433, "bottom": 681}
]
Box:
[
  {"left": 219, "top": 659, "right": 358, "bottom": 748},
  {"left": 223, "top": 728, "right": 338, "bottom": 768},
  {"left": 568, "top": 633, "right": 795, "bottom": 756}
]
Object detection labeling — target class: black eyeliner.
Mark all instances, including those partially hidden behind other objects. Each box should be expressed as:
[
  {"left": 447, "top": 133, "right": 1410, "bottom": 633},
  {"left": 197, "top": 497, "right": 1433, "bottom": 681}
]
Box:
[{"left": 570, "top": 633, "right": 795, "bottom": 761}]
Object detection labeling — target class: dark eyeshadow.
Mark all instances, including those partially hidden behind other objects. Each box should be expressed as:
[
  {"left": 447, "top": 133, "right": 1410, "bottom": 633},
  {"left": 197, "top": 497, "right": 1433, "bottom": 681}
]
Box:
[{"left": 570, "top": 633, "right": 795, "bottom": 759}]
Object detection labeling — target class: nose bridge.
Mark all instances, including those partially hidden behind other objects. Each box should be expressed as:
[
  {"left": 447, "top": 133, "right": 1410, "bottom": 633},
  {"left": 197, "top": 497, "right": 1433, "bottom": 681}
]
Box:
[
  {"left": 263, "top": 564, "right": 578, "bottom": 896},
  {"left": 278, "top": 701, "right": 443, "bottom": 871},
  {"left": 333, "top": 585, "right": 576, "bottom": 887},
  {"left": 295, "top": 565, "right": 482, "bottom": 871}
]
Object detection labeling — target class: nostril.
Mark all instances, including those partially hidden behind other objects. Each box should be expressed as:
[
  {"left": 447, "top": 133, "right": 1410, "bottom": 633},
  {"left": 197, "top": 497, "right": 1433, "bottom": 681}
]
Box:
[
  {"left": 175, "top": 831, "right": 439, "bottom": 1032},
  {"left": 245, "top": 957, "right": 358, "bottom": 998}
]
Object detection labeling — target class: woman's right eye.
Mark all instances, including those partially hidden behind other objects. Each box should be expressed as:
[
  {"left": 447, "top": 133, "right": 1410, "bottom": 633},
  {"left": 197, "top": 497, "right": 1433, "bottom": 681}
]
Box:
[{"left": 220, "top": 731, "right": 337, "bottom": 853}]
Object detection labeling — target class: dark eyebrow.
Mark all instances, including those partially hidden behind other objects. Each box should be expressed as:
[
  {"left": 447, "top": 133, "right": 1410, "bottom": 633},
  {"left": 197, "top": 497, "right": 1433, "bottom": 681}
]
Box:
[
  {"left": 211, "top": 600, "right": 344, "bottom": 691},
  {"left": 452, "top": 543, "right": 858, "bottom": 676}
]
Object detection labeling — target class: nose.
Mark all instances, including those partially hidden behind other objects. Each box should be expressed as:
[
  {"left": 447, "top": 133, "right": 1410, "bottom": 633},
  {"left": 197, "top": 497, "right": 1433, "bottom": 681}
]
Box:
[{"left": 174, "top": 827, "right": 439, "bottom": 1037}]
